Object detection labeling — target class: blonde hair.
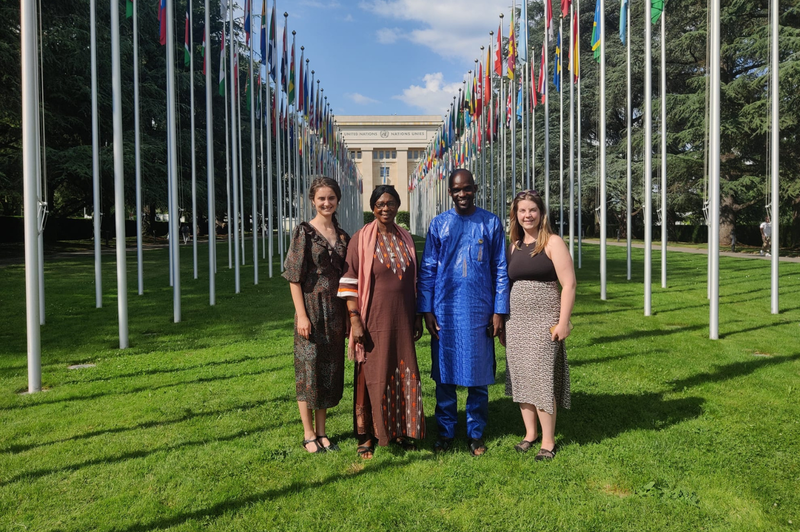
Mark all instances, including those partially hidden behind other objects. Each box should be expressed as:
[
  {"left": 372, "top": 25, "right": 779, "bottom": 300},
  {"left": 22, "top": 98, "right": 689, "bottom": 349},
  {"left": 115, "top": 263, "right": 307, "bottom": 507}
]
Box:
[{"left": 509, "top": 191, "right": 553, "bottom": 256}]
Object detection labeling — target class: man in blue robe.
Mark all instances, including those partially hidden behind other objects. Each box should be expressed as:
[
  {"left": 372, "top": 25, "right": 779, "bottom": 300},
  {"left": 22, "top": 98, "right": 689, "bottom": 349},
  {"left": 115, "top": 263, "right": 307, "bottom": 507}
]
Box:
[{"left": 417, "top": 169, "right": 509, "bottom": 456}]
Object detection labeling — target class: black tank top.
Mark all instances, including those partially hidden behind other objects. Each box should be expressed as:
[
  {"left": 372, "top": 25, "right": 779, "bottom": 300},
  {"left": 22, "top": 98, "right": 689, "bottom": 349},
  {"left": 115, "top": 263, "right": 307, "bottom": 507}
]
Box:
[{"left": 507, "top": 242, "right": 558, "bottom": 282}]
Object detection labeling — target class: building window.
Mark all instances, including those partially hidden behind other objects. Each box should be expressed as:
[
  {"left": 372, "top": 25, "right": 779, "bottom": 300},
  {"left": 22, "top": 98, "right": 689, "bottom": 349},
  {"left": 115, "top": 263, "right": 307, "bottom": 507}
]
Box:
[
  {"left": 357, "top": 151, "right": 362, "bottom": 159},
  {"left": 373, "top": 151, "right": 378, "bottom": 160},
  {"left": 380, "top": 166, "right": 390, "bottom": 184},
  {"left": 392, "top": 151, "right": 397, "bottom": 159}
]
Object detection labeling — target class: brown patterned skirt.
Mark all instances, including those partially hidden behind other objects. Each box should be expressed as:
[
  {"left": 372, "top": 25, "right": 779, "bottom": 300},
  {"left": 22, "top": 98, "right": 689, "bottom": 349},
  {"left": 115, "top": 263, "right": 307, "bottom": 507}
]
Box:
[{"left": 504, "top": 280, "right": 571, "bottom": 414}]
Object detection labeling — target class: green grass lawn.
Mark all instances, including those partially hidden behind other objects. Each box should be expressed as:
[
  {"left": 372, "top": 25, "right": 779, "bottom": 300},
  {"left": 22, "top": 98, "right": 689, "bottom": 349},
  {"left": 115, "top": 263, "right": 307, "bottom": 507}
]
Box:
[{"left": 0, "top": 238, "right": 798, "bottom": 531}]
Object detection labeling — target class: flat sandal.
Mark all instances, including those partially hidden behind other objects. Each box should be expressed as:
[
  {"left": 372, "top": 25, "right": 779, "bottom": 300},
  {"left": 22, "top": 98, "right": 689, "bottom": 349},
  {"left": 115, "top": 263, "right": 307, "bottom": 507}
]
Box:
[{"left": 302, "top": 438, "right": 325, "bottom": 454}]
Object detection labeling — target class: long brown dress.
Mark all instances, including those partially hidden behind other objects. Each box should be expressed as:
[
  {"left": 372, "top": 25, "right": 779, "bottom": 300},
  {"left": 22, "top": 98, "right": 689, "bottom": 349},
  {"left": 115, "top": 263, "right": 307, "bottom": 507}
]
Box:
[
  {"left": 344, "top": 228, "right": 425, "bottom": 446},
  {"left": 282, "top": 222, "right": 350, "bottom": 410}
]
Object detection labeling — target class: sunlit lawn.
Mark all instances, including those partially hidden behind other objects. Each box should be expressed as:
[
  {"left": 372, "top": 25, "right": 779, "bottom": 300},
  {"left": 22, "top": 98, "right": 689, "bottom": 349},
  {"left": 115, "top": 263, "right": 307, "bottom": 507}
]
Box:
[{"left": 0, "top": 238, "right": 798, "bottom": 531}]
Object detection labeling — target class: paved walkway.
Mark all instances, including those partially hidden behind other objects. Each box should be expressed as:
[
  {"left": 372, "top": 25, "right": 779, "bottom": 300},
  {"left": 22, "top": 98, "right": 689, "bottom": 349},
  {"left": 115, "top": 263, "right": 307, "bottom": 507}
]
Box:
[{"left": 580, "top": 239, "right": 800, "bottom": 263}]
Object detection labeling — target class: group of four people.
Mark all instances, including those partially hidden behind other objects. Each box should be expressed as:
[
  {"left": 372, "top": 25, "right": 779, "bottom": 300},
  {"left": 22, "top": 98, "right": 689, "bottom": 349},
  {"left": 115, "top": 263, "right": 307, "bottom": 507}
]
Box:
[{"left": 283, "top": 169, "right": 576, "bottom": 461}]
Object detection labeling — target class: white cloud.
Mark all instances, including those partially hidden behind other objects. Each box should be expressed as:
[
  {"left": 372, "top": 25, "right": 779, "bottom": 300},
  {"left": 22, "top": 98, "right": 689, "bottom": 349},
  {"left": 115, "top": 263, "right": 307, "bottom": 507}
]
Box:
[
  {"left": 376, "top": 27, "right": 402, "bottom": 44},
  {"left": 346, "top": 92, "right": 380, "bottom": 105},
  {"left": 360, "top": 0, "right": 510, "bottom": 61},
  {"left": 343, "top": 13, "right": 354, "bottom": 21},
  {"left": 298, "top": 0, "right": 341, "bottom": 8},
  {"left": 392, "top": 72, "right": 462, "bottom": 115}
]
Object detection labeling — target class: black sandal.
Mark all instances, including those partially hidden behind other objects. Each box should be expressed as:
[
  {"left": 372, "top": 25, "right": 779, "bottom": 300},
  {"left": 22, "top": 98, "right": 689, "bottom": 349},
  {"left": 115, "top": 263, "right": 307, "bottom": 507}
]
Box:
[
  {"left": 434, "top": 437, "right": 453, "bottom": 453},
  {"left": 302, "top": 438, "right": 325, "bottom": 454},
  {"left": 356, "top": 443, "right": 375, "bottom": 459},
  {"left": 393, "top": 437, "right": 418, "bottom": 451},
  {"left": 467, "top": 437, "right": 487, "bottom": 457},
  {"left": 316, "top": 434, "right": 339, "bottom": 452},
  {"left": 514, "top": 436, "right": 540, "bottom": 453},
  {"left": 535, "top": 447, "right": 556, "bottom": 461}
]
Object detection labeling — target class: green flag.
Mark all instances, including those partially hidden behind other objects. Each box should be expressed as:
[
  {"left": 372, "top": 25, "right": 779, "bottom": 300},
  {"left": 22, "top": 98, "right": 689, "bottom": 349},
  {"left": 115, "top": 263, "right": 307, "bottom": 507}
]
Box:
[
  {"left": 651, "top": 0, "right": 664, "bottom": 23},
  {"left": 126, "top": 0, "right": 133, "bottom": 19}
]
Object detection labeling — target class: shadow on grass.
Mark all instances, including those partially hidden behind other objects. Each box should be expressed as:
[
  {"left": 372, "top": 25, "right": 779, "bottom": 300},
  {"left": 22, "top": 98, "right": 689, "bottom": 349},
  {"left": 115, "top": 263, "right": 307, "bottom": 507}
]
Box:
[
  {"left": 0, "top": 394, "right": 294, "bottom": 455},
  {"left": 0, "top": 363, "right": 290, "bottom": 412},
  {"left": 0, "top": 416, "right": 295, "bottom": 487},
  {"left": 668, "top": 353, "right": 800, "bottom": 391},
  {"left": 485, "top": 392, "right": 704, "bottom": 446},
  {"left": 116, "top": 454, "right": 431, "bottom": 532},
  {"left": 589, "top": 323, "right": 706, "bottom": 344}
]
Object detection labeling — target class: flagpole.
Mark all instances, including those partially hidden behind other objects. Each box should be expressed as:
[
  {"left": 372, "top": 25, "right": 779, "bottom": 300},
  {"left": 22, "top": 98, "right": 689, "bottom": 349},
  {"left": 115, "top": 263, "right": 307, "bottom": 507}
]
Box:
[
  {"left": 260, "top": 78, "right": 266, "bottom": 261},
  {"left": 229, "top": 3, "right": 241, "bottom": 292},
  {"left": 277, "top": 87, "right": 284, "bottom": 271},
  {"left": 222, "top": 26, "right": 232, "bottom": 270},
  {"left": 544, "top": 33, "right": 550, "bottom": 214},
  {"left": 266, "top": 76, "right": 274, "bottom": 278},
  {"left": 133, "top": 0, "right": 143, "bottom": 295},
  {"left": 22, "top": 0, "right": 42, "bottom": 391},
  {"left": 660, "top": 7, "right": 667, "bottom": 289},
  {"left": 236, "top": 38, "right": 245, "bottom": 267},
  {"left": 489, "top": 32, "right": 495, "bottom": 215},
  {"left": 770, "top": 0, "right": 779, "bottom": 314},
  {"left": 568, "top": 2, "right": 575, "bottom": 258},
  {"left": 189, "top": 0, "right": 198, "bottom": 280},
  {"left": 205, "top": 1, "right": 215, "bottom": 304},
  {"left": 90, "top": 0, "right": 102, "bottom": 308},
  {"left": 709, "top": 0, "right": 720, "bottom": 338},
  {"left": 577, "top": 0, "right": 582, "bottom": 269},
  {"left": 600, "top": 0, "right": 607, "bottom": 301},
  {"left": 644, "top": 0, "right": 653, "bottom": 315},
  {"left": 249, "top": 3, "right": 259, "bottom": 286},
  {"left": 166, "top": 0, "right": 181, "bottom": 320},
  {"left": 559, "top": 18, "right": 564, "bottom": 238},
  {"left": 626, "top": 0, "right": 632, "bottom": 280}
]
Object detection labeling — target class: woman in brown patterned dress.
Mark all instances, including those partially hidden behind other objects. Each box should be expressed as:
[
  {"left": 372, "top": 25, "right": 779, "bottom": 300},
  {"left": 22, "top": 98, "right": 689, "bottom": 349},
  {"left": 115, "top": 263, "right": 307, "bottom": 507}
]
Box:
[
  {"left": 338, "top": 185, "right": 425, "bottom": 459},
  {"left": 283, "top": 177, "right": 350, "bottom": 454},
  {"left": 503, "top": 190, "right": 575, "bottom": 460}
]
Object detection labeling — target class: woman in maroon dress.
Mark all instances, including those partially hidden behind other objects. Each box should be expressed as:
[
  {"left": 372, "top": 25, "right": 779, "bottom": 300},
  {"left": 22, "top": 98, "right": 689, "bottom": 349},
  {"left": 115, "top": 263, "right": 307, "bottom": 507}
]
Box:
[
  {"left": 338, "top": 185, "right": 425, "bottom": 459},
  {"left": 283, "top": 177, "right": 350, "bottom": 454}
]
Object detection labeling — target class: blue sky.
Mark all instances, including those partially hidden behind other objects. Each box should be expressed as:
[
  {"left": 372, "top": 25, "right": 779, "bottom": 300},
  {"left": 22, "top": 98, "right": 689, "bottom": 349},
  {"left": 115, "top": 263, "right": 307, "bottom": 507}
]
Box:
[{"left": 247, "top": 0, "right": 513, "bottom": 117}]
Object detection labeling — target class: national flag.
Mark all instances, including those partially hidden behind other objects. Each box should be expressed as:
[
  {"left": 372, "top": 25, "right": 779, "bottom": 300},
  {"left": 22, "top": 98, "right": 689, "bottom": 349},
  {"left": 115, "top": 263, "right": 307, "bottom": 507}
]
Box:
[
  {"left": 281, "top": 16, "right": 288, "bottom": 89},
  {"left": 158, "top": 0, "right": 167, "bottom": 45},
  {"left": 218, "top": 34, "right": 226, "bottom": 95},
  {"left": 519, "top": 0, "right": 528, "bottom": 62},
  {"left": 485, "top": 46, "right": 492, "bottom": 103},
  {"left": 531, "top": 53, "right": 538, "bottom": 107},
  {"left": 553, "top": 30, "right": 561, "bottom": 92},
  {"left": 571, "top": 10, "right": 579, "bottom": 82},
  {"left": 260, "top": 0, "right": 267, "bottom": 66},
  {"left": 184, "top": 0, "right": 191, "bottom": 67},
  {"left": 288, "top": 36, "right": 296, "bottom": 104},
  {"left": 506, "top": 92, "right": 512, "bottom": 127},
  {"left": 220, "top": 0, "right": 227, "bottom": 20},
  {"left": 268, "top": 1, "right": 277, "bottom": 81},
  {"left": 545, "top": 0, "right": 555, "bottom": 41},
  {"left": 126, "top": 0, "right": 133, "bottom": 19},
  {"left": 476, "top": 62, "right": 483, "bottom": 118},
  {"left": 309, "top": 71, "right": 316, "bottom": 126},
  {"left": 507, "top": 8, "right": 516, "bottom": 80},
  {"left": 591, "top": 0, "right": 602, "bottom": 63},
  {"left": 561, "top": 0, "right": 571, "bottom": 18},
  {"left": 494, "top": 24, "right": 503, "bottom": 76},
  {"left": 298, "top": 48, "right": 305, "bottom": 113},
  {"left": 244, "top": 0, "right": 251, "bottom": 45},
  {"left": 516, "top": 80, "right": 523, "bottom": 122},
  {"left": 620, "top": 0, "right": 629, "bottom": 43},
  {"left": 537, "top": 45, "right": 546, "bottom": 103},
  {"left": 651, "top": 0, "right": 664, "bottom": 23},
  {"left": 201, "top": 27, "right": 207, "bottom": 75},
  {"left": 303, "top": 63, "right": 309, "bottom": 119}
]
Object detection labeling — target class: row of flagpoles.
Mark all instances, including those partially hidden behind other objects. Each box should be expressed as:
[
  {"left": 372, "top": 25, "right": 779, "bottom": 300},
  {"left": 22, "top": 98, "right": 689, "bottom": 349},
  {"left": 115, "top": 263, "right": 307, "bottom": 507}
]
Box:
[
  {"left": 408, "top": 0, "right": 782, "bottom": 339},
  {"left": 20, "top": 0, "right": 363, "bottom": 393}
]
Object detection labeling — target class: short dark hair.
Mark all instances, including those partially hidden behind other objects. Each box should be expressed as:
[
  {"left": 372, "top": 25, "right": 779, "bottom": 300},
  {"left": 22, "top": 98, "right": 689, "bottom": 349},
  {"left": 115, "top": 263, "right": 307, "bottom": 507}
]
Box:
[
  {"left": 448, "top": 168, "right": 475, "bottom": 189},
  {"left": 370, "top": 185, "right": 401, "bottom": 210}
]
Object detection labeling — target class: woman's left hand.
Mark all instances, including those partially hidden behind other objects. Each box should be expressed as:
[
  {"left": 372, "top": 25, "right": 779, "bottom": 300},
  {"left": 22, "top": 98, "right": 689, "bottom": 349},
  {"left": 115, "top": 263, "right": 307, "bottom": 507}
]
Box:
[
  {"left": 551, "top": 322, "right": 571, "bottom": 342},
  {"left": 413, "top": 315, "right": 424, "bottom": 341}
]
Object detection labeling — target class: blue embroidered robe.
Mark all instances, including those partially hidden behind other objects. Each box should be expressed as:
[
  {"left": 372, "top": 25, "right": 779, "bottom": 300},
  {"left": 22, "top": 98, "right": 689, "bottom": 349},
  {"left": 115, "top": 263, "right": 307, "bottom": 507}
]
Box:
[{"left": 416, "top": 208, "right": 510, "bottom": 387}]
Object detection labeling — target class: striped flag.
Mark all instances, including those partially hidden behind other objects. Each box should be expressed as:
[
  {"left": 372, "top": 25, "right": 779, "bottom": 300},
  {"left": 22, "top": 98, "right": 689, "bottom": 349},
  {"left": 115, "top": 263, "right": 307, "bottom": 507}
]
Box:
[
  {"left": 218, "top": 36, "right": 226, "bottom": 95},
  {"left": 244, "top": 0, "right": 251, "bottom": 45},
  {"left": 260, "top": 0, "right": 267, "bottom": 66},
  {"left": 268, "top": 0, "right": 277, "bottom": 81},
  {"left": 537, "top": 45, "right": 546, "bottom": 102},
  {"left": 591, "top": 0, "right": 602, "bottom": 62},
  {"left": 184, "top": 0, "right": 191, "bottom": 67},
  {"left": 158, "top": 0, "right": 167, "bottom": 45},
  {"left": 571, "top": 10, "right": 579, "bottom": 82}
]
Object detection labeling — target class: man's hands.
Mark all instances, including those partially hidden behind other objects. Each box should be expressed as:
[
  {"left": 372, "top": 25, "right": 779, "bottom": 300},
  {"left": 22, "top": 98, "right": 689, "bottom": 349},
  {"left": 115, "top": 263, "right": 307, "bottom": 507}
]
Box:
[
  {"left": 423, "top": 312, "right": 440, "bottom": 340},
  {"left": 413, "top": 315, "right": 424, "bottom": 341}
]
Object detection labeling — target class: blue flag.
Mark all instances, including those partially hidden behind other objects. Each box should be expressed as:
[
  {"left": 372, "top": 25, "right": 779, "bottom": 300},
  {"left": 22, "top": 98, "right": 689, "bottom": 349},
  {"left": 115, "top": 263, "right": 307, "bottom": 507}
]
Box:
[{"left": 620, "top": 0, "right": 628, "bottom": 43}]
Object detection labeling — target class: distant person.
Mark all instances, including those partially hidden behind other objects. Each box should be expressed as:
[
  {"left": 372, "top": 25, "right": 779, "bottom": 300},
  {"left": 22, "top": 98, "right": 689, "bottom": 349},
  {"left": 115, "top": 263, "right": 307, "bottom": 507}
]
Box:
[
  {"left": 760, "top": 216, "right": 771, "bottom": 256},
  {"left": 730, "top": 227, "right": 737, "bottom": 252},
  {"left": 503, "top": 190, "right": 575, "bottom": 461},
  {"left": 283, "top": 177, "right": 350, "bottom": 454},
  {"left": 417, "top": 168, "right": 509, "bottom": 457},
  {"left": 181, "top": 224, "right": 190, "bottom": 245},
  {"left": 339, "top": 185, "right": 425, "bottom": 459}
]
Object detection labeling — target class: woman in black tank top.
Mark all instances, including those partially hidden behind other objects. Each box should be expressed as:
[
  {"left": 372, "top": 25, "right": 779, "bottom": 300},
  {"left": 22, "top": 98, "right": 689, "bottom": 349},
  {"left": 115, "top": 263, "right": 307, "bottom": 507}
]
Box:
[{"left": 502, "top": 190, "right": 576, "bottom": 460}]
